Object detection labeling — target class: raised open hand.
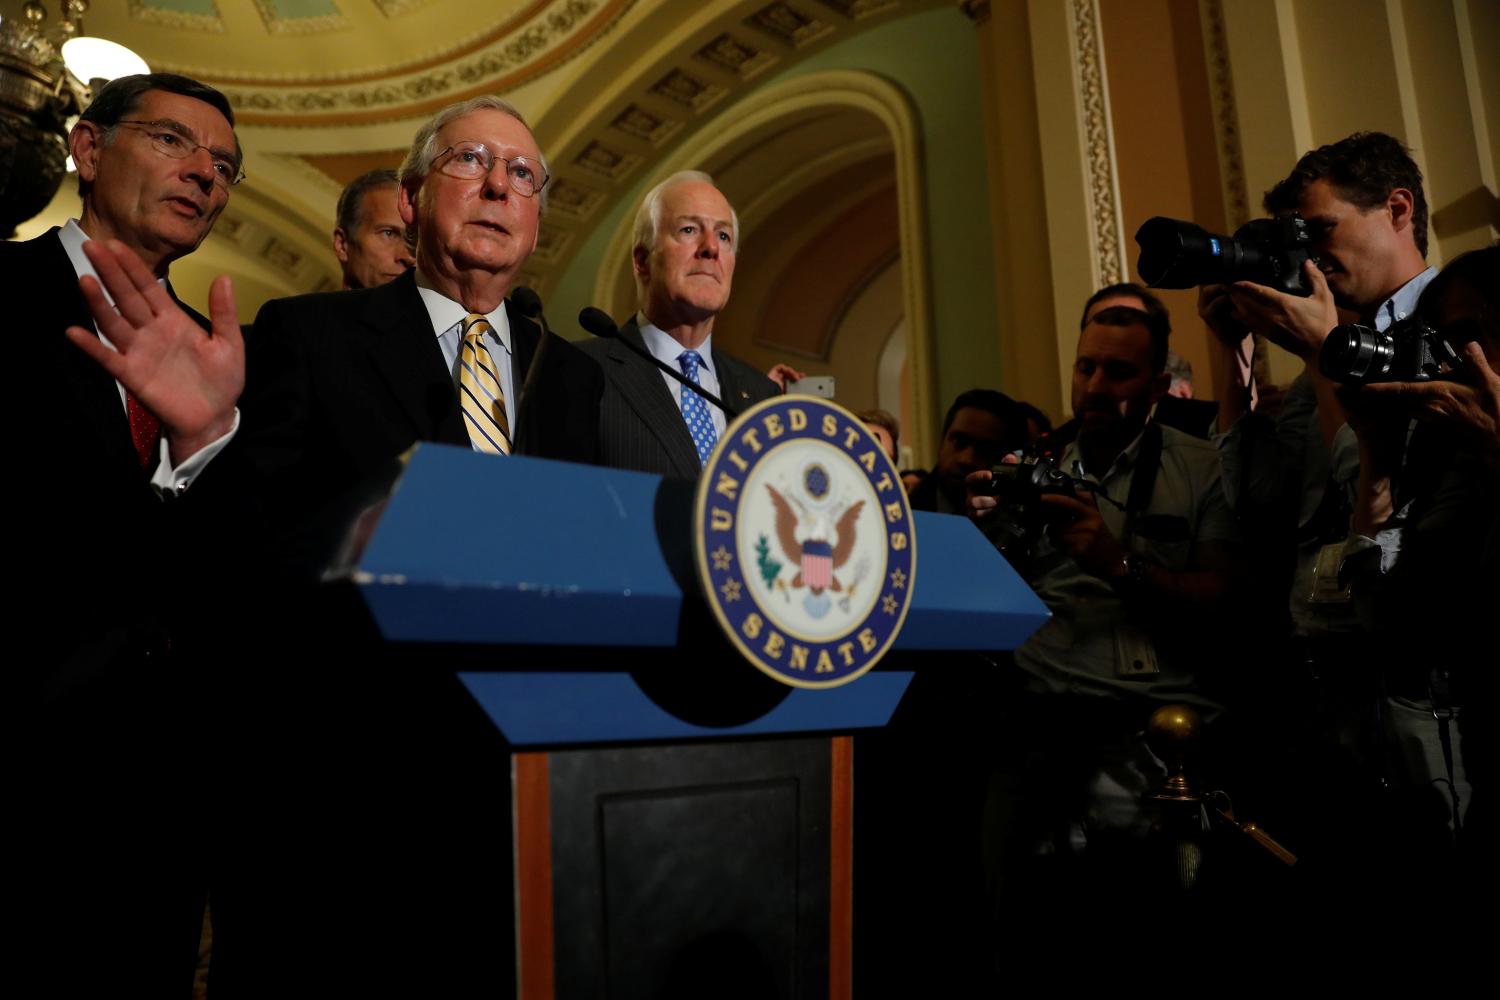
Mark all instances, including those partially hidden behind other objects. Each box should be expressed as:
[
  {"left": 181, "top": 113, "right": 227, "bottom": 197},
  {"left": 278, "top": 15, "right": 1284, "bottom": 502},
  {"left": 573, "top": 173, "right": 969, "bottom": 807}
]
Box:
[{"left": 65, "top": 239, "right": 243, "bottom": 465}]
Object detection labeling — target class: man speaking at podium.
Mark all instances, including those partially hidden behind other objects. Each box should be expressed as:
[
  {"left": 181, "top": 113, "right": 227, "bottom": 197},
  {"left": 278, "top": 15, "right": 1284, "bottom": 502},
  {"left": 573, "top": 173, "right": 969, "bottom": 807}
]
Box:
[
  {"left": 240, "top": 95, "right": 602, "bottom": 547},
  {"left": 227, "top": 96, "right": 604, "bottom": 995},
  {"left": 580, "top": 170, "right": 777, "bottom": 478}
]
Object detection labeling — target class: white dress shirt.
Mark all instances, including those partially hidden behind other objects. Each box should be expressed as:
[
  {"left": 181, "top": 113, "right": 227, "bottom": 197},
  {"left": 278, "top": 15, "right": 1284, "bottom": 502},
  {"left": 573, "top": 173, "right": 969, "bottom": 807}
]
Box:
[
  {"left": 637, "top": 320, "right": 727, "bottom": 439},
  {"left": 414, "top": 271, "right": 518, "bottom": 449}
]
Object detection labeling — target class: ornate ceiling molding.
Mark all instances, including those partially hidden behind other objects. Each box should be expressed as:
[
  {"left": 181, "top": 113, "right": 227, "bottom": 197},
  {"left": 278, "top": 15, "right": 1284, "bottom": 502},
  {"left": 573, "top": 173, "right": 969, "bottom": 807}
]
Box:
[
  {"left": 127, "top": 0, "right": 226, "bottom": 33},
  {"left": 216, "top": 0, "right": 636, "bottom": 125},
  {"left": 1068, "top": 0, "right": 1125, "bottom": 288},
  {"left": 251, "top": 0, "right": 350, "bottom": 36},
  {"left": 212, "top": 180, "right": 344, "bottom": 294},
  {"left": 373, "top": 0, "right": 438, "bottom": 15}
]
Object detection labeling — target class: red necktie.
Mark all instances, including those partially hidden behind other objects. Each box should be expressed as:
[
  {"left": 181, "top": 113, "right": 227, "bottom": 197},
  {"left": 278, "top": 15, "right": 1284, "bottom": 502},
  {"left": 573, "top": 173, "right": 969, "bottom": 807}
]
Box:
[{"left": 126, "top": 391, "right": 161, "bottom": 469}]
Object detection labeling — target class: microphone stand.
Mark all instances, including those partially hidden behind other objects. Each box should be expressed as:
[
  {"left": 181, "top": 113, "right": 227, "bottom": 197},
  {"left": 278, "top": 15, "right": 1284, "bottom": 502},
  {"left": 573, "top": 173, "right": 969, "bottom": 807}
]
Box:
[
  {"left": 578, "top": 306, "right": 740, "bottom": 421},
  {"left": 510, "top": 286, "right": 553, "bottom": 454}
]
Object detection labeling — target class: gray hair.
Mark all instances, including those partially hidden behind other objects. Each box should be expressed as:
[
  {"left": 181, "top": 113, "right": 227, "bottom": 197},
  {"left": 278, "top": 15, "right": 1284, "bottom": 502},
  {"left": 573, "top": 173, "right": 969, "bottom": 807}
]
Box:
[
  {"left": 398, "top": 95, "right": 549, "bottom": 220},
  {"left": 630, "top": 170, "right": 739, "bottom": 300}
]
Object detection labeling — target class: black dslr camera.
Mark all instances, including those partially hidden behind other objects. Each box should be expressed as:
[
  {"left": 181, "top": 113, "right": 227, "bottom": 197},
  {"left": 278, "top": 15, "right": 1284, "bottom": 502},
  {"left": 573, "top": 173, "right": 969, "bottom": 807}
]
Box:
[
  {"left": 1134, "top": 215, "right": 1318, "bottom": 296},
  {"left": 982, "top": 453, "right": 1082, "bottom": 556},
  {"left": 1319, "top": 316, "right": 1478, "bottom": 385}
]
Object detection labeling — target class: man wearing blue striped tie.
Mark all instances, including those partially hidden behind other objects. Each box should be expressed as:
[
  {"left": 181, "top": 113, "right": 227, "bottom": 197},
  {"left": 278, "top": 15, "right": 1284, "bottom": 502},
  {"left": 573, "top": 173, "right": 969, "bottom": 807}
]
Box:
[{"left": 579, "top": 171, "right": 779, "bottom": 479}]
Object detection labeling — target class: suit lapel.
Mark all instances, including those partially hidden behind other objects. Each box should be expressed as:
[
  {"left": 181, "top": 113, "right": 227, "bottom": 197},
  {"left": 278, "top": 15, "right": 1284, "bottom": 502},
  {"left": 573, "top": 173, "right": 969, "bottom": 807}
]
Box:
[
  {"left": 32, "top": 231, "right": 142, "bottom": 475},
  {"left": 711, "top": 349, "right": 759, "bottom": 424},
  {"left": 506, "top": 299, "right": 544, "bottom": 455},
  {"left": 609, "top": 319, "right": 702, "bottom": 476},
  {"left": 508, "top": 298, "right": 538, "bottom": 385},
  {"left": 361, "top": 272, "right": 469, "bottom": 447}
]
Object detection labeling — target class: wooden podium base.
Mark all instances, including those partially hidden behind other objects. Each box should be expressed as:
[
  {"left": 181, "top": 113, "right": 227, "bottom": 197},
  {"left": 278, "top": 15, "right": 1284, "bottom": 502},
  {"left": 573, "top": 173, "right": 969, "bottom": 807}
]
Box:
[{"left": 513, "top": 737, "right": 852, "bottom": 999}]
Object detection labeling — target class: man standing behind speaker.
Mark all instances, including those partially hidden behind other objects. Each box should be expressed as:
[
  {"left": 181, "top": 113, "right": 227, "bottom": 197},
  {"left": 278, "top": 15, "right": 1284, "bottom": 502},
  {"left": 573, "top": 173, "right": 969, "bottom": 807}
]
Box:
[
  {"left": 331, "top": 168, "right": 413, "bottom": 290},
  {"left": 580, "top": 171, "right": 778, "bottom": 479}
]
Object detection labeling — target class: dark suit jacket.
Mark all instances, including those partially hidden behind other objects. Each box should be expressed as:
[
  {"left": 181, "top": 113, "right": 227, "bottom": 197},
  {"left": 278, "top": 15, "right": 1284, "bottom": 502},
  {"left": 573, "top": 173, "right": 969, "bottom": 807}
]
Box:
[
  {"left": 7, "top": 228, "right": 228, "bottom": 991},
  {"left": 577, "top": 315, "right": 779, "bottom": 479},
  {"left": 239, "top": 270, "right": 603, "bottom": 568},
  {"left": 4, "top": 229, "right": 229, "bottom": 695}
]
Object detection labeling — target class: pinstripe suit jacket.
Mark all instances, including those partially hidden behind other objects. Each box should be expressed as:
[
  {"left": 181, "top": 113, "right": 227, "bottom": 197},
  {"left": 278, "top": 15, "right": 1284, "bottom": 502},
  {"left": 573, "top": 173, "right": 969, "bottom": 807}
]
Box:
[
  {"left": 238, "top": 270, "right": 603, "bottom": 574},
  {"left": 578, "top": 316, "right": 779, "bottom": 480}
]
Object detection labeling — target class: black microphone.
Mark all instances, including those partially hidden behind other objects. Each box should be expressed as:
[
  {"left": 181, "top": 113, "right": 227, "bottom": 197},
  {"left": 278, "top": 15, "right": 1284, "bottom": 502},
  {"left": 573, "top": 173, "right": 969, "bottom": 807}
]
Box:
[
  {"left": 510, "top": 285, "right": 553, "bottom": 455},
  {"left": 578, "top": 307, "right": 738, "bottom": 420}
]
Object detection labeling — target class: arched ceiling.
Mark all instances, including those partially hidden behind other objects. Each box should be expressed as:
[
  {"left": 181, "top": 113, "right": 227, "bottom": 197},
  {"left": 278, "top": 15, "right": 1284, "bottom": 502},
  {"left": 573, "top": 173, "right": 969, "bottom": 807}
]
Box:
[
  {"left": 84, "top": 2, "right": 563, "bottom": 80},
  {"left": 603, "top": 106, "right": 894, "bottom": 332},
  {"left": 67, "top": 0, "right": 639, "bottom": 125}
]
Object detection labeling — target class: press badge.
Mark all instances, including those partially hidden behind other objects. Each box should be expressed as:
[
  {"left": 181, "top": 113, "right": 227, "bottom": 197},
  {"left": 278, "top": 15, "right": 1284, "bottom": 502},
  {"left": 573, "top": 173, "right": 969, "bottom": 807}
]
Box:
[
  {"left": 1115, "top": 623, "right": 1161, "bottom": 677},
  {"left": 1308, "top": 542, "right": 1353, "bottom": 604}
]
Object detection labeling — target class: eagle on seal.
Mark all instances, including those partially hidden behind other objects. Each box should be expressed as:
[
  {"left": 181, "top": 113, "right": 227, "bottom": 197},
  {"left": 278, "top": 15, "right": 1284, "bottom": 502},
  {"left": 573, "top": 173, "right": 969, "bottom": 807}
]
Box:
[{"left": 765, "top": 485, "right": 865, "bottom": 595}]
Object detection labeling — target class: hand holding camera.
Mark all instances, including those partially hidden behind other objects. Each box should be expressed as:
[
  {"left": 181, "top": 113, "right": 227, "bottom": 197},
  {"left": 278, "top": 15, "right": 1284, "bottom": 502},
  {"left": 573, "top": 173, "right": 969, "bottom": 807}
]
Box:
[
  {"left": 1344, "top": 340, "right": 1500, "bottom": 466},
  {"left": 1037, "top": 490, "right": 1130, "bottom": 581},
  {"left": 1223, "top": 261, "right": 1339, "bottom": 361}
]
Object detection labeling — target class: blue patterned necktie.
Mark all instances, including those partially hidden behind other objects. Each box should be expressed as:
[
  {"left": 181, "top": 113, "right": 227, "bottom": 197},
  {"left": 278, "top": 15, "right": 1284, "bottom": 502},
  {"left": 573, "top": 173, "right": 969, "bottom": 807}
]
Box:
[{"left": 677, "top": 349, "right": 718, "bottom": 465}]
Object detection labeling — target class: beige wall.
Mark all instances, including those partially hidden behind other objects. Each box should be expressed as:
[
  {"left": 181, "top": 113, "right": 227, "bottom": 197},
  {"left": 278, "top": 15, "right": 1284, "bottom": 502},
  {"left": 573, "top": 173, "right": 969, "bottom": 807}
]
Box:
[{"left": 1100, "top": 0, "right": 1228, "bottom": 398}]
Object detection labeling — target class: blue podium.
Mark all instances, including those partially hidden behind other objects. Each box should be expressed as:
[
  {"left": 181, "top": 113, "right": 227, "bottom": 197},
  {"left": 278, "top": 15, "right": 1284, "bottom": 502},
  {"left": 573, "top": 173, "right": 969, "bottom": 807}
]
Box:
[{"left": 339, "top": 445, "right": 1046, "bottom": 998}]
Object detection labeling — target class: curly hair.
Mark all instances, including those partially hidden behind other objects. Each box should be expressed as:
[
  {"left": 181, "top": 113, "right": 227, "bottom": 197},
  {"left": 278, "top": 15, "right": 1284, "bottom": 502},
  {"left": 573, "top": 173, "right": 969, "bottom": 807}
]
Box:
[{"left": 1263, "top": 131, "right": 1428, "bottom": 257}]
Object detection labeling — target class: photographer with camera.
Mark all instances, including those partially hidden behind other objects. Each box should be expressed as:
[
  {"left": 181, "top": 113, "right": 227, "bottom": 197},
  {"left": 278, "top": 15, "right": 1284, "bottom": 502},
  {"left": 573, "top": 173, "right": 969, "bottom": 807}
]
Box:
[
  {"left": 1150, "top": 132, "right": 1480, "bottom": 904},
  {"left": 1138, "top": 137, "right": 1437, "bottom": 846},
  {"left": 968, "top": 302, "right": 1237, "bottom": 932},
  {"left": 1198, "top": 134, "right": 1434, "bottom": 630},
  {"left": 1326, "top": 246, "right": 1499, "bottom": 884}
]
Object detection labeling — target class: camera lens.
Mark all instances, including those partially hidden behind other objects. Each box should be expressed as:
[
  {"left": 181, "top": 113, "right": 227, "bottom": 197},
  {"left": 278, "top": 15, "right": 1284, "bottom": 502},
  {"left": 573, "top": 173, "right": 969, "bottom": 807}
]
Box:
[
  {"left": 1320, "top": 324, "right": 1396, "bottom": 384},
  {"left": 1135, "top": 218, "right": 1230, "bottom": 288}
]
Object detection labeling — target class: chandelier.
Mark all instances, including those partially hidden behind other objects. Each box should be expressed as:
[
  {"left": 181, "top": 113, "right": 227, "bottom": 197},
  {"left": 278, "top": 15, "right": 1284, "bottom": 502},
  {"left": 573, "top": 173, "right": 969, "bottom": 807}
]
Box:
[{"left": 1, "top": 1, "right": 149, "bottom": 237}]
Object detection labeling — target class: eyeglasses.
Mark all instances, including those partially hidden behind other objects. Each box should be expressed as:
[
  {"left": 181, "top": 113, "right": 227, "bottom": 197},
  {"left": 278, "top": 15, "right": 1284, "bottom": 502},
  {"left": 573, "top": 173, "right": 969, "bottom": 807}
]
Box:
[
  {"left": 114, "top": 120, "right": 245, "bottom": 189},
  {"left": 434, "top": 142, "right": 548, "bottom": 198}
]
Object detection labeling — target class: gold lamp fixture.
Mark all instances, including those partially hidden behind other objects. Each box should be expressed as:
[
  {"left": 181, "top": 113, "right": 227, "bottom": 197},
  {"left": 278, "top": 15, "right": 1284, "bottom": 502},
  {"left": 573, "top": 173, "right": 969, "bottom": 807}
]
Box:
[{"left": 0, "top": 1, "right": 149, "bottom": 237}]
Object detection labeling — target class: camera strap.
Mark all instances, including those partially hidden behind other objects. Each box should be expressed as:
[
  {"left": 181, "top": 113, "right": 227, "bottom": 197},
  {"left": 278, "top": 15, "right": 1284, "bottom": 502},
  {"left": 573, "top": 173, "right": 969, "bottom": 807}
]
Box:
[
  {"left": 1121, "top": 421, "right": 1164, "bottom": 547},
  {"left": 1428, "top": 667, "right": 1464, "bottom": 835}
]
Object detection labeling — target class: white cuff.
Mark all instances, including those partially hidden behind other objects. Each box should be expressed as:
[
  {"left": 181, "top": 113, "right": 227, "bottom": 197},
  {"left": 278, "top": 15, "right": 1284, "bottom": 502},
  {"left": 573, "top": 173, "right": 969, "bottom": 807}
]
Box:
[{"left": 150, "top": 408, "right": 240, "bottom": 496}]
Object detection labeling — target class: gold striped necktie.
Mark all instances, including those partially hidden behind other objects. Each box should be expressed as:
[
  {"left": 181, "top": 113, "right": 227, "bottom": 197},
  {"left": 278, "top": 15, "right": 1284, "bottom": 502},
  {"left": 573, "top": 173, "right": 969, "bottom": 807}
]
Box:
[{"left": 458, "top": 312, "right": 512, "bottom": 455}]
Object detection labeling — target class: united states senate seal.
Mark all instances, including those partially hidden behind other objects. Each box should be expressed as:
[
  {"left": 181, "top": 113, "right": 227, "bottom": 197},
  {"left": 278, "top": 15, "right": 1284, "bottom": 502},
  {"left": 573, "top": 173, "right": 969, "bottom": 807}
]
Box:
[{"left": 694, "top": 396, "right": 916, "bottom": 688}]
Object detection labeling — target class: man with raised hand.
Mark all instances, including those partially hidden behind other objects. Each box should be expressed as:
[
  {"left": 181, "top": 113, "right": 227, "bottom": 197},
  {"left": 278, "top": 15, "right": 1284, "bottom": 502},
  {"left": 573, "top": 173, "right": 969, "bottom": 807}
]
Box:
[{"left": 7, "top": 72, "right": 246, "bottom": 996}]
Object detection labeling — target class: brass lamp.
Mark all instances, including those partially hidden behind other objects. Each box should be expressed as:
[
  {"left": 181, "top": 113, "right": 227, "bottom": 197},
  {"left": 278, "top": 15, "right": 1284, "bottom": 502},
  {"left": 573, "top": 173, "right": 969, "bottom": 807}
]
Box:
[{"left": 0, "top": 1, "right": 148, "bottom": 237}]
